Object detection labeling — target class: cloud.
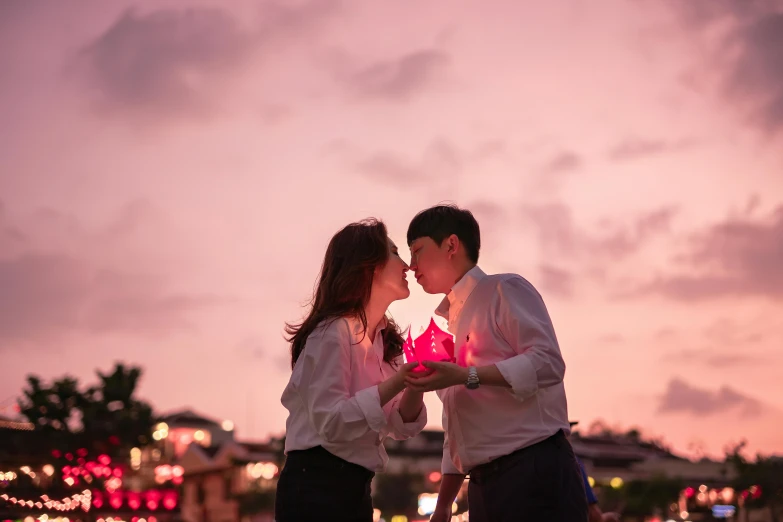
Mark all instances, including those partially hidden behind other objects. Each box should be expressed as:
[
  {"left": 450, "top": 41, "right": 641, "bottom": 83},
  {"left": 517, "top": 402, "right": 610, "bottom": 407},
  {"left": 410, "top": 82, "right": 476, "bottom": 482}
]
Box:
[
  {"left": 673, "top": 350, "right": 765, "bottom": 368},
  {"left": 337, "top": 49, "right": 450, "bottom": 102},
  {"left": 607, "top": 137, "right": 694, "bottom": 161},
  {"left": 0, "top": 252, "right": 217, "bottom": 344},
  {"left": 658, "top": 378, "right": 765, "bottom": 418},
  {"left": 723, "top": 9, "right": 783, "bottom": 133},
  {"left": 0, "top": 200, "right": 26, "bottom": 253},
  {"left": 521, "top": 203, "right": 677, "bottom": 260},
  {"left": 78, "top": 1, "right": 339, "bottom": 119},
  {"left": 671, "top": 1, "right": 783, "bottom": 134},
  {"left": 542, "top": 151, "right": 582, "bottom": 173},
  {"left": 537, "top": 264, "right": 575, "bottom": 298},
  {"left": 0, "top": 203, "right": 220, "bottom": 346},
  {"left": 79, "top": 7, "right": 253, "bottom": 118},
  {"left": 355, "top": 138, "right": 462, "bottom": 186},
  {"left": 597, "top": 333, "right": 626, "bottom": 345},
  {"left": 237, "top": 336, "right": 290, "bottom": 370},
  {"left": 662, "top": 318, "right": 769, "bottom": 368},
  {"left": 637, "top": 203, "right": 783, "bottom": 300}
]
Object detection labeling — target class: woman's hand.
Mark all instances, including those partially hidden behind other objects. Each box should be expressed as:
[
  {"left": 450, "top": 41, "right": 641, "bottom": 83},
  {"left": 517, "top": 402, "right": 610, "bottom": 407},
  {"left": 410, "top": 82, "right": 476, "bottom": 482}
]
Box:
[{"left": 379, "top": 361, "right": 423, "bottom": 406}]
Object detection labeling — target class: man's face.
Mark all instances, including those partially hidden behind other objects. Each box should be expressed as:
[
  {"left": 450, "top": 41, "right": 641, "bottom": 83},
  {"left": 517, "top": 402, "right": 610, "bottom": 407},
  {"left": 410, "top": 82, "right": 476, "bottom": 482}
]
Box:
[{"left": 408, "top": 236, "right": 455, "bottom": 294}]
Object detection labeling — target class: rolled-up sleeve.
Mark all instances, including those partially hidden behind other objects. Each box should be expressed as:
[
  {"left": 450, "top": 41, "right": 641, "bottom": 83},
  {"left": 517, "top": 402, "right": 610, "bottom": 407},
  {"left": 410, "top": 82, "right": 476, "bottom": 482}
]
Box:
[
  {"left": 494, "top": 277, "right": 566, "bottom": 401},
  {"left": 296, "top": 327, "right": 388, "bottom": 442},
  {"left": 387, "top": 396, "right": 427, "bottom": 440}
]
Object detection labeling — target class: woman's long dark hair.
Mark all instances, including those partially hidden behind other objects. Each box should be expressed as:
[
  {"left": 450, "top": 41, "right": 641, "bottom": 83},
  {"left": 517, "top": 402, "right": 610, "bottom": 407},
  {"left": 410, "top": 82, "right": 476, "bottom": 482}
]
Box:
[{"left": 285, "top": 218, "right": 405, "bottom": 369}]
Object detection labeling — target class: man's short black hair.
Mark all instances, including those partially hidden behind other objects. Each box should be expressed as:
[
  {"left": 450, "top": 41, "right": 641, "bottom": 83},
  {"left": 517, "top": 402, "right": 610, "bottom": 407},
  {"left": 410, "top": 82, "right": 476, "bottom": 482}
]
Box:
[{"left": 407, "top": 204, "right": 480, "bottom": 263}]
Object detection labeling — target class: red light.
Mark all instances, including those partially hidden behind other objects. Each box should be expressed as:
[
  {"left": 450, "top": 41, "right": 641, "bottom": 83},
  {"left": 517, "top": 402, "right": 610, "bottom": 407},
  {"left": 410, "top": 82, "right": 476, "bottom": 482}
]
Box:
[
  {"left": 145, "top": 490, "right": 162, "bottom": 511},
  {"left": 127, "top": 492, "right": 141, "bottom": 510},
  {"left": 428, "top": 471, "right": 442, "bottom": 483},
  {"left": 149, "top": 517, "right": 157, "bottom": 522},
  {"left": 163, "top": 492, "right": 177, "bottom": 510},
  {"left": 113, "top": 468, "right": 123, "bottom": 478},
  {"left": 65, "top": 453, "right": 74, "bottom": 461},
  {"left": 685, "top": 487, "right": 695, "bottom": 498},
  {"left": 109, "top": 492, "right": 123, "bottom": 510},
  {"left": 63, "top": 466, "right": 72, "bottom": 476},
  {"left": 77, "top": 448, "right": 88, "bottom": 457},
  {"left": 109, "top": 435, "right": 120, "bottom": 445},
  {"left": 52, "top": 450, "right": 62, "bottom": 458},
  {"left": 92, "top": 493, "right": 104, "bottom": 509},
  {"left": 98, "top": 455, "right": 111, "bottom": 466}
]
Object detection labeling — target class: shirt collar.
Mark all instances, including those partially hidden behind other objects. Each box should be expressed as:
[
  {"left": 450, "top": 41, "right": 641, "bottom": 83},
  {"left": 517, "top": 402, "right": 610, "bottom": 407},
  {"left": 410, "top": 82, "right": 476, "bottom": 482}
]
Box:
[
  {"left": 435, "top": 265, "right": 486, "bottom": 319},
  {"left": 346, "top": 315, "right": 388, "bottom": 348}
]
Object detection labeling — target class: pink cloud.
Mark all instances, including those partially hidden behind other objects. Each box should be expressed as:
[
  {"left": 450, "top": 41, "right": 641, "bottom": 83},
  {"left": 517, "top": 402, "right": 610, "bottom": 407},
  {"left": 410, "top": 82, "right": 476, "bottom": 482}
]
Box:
[
  {"left": 77, "top": 1, "right": 340, "bottom": 120},
  {"left": 672, "top": 1, "right": 783, "bottom": 134},
  {"left": 0, "top": 202, "right": 221, "bottom": 345},
  {"left": 537, "top": 264, "right": 575, "bottom": 298},
  {"left": 522, "top": 203, "right": 677, "bottom": 260},
  {"left": 338, "top": 49, "right": 450, "bottom": 101},
  {"left": 638, "top": 204, "right": 783, "bottom": 300},
  {"left": 607, "top": 137, "right": 695, "bottom": 161},
  {"left": 658, "top": 378, "right": 766, "bottom": 418}
]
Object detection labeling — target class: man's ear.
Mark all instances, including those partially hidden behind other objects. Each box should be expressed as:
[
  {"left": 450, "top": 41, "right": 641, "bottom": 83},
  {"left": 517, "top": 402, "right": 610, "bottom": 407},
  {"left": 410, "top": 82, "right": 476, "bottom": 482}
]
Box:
[{"left": 446, "top": 234, "right": 460, "bottom": 257}]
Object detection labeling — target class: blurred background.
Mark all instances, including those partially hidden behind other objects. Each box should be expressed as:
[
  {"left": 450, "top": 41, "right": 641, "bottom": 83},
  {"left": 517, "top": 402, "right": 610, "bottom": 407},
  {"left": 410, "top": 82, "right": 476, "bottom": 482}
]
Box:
[{"left": 1, "top": 1, "right": 782, "bottom": 521}]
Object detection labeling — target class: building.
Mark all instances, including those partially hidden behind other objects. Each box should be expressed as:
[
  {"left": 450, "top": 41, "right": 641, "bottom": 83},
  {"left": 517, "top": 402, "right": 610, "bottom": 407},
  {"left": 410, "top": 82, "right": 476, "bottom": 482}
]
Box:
[{"left": 178, "top": 437, "right": 283, "bottom": 522}]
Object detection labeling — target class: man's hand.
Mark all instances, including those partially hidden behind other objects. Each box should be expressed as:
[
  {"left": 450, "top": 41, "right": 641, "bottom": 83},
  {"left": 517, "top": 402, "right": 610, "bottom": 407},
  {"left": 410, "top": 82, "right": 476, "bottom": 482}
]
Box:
[
  {"left": 429, "top": 504, "right": 452, "bottom": 522},
  {"left": 405, "top": 361, "right": 468, "bottom": 392}
]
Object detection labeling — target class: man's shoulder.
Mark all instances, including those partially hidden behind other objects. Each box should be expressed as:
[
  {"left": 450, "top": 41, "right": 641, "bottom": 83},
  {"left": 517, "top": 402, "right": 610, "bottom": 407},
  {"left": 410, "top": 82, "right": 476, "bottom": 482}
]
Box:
[{"left": 483, "top": 273, "right": 540, "bottom": 293}]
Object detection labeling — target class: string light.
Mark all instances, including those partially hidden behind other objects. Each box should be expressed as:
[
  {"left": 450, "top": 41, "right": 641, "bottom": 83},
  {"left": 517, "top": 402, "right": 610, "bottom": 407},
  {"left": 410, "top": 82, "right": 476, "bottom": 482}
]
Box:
[{"left": 0, "top": 490, "right": 92, "bottom": 512}]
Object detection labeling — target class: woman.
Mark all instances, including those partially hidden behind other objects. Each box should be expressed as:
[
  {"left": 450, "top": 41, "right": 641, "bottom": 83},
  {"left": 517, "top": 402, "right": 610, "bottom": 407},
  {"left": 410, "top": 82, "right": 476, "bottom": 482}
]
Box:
[{"left": 274, "top": 219, "right": 427, "bottom": 522}]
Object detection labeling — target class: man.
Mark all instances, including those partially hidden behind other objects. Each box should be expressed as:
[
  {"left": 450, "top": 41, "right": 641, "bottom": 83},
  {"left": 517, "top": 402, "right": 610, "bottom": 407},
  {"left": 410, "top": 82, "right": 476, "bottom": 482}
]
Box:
[{"left": 405, "top": 204, "right": 587, "bottom": 522}]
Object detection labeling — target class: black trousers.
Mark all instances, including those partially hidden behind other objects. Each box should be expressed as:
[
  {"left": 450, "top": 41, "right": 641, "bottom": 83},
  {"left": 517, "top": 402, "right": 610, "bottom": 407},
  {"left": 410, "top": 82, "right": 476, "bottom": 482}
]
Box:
[
  {"left": 467, "top": 430, "right": 588, "bottom": 522},
  {"left": 274, "top": 446, "right": 375, "bottom": 522}
]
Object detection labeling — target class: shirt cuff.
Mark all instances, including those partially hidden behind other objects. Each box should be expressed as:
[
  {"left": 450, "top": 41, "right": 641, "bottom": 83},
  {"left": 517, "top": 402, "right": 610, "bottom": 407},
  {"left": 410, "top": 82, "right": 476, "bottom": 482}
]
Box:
[
  {"left": 495, "top": 353, "right": 538, "bottom": 401},
  {"left": 354, "top": 385, "right": 388, "bottom": 432},
  {"left": 389, "top": 403, "right": 427, "bottom": 439}
]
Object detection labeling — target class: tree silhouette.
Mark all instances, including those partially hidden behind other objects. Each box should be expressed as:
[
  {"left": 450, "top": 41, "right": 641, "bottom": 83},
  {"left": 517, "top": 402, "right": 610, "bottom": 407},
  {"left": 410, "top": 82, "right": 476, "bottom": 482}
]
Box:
[{"left": 17, "top": 363, "right": 155, "bottom": 458}]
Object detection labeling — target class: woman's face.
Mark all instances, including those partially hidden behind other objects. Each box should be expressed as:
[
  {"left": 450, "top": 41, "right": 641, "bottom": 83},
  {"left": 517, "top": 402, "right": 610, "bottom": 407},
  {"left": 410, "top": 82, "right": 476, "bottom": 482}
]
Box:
[{"left": 373, "top": 238, "right": 411, "bottom": 302}]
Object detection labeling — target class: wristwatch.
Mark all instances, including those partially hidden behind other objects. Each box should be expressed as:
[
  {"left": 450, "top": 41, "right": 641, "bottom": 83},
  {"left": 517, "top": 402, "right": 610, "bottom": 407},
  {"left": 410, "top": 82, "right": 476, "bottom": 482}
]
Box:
[{"left": 465, "top": 366, "right": 480, "bottom": 389}]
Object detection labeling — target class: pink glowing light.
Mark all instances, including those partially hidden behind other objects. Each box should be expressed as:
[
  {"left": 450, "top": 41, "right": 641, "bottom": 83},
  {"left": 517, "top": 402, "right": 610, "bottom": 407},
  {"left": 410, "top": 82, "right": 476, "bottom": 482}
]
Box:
[{"left": 402, "top": 319, "right": 455, "bottom": 372}]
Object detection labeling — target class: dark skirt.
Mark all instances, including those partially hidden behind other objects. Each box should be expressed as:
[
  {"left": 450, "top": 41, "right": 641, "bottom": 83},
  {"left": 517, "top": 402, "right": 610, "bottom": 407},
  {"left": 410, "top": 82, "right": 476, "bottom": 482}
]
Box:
[{"left": 274, "top": 446, "right": 375, "bottom": 522}]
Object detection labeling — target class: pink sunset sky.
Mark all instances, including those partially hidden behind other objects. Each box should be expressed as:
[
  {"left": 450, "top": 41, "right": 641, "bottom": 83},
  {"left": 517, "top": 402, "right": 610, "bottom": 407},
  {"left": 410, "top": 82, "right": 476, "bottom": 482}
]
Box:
[{"left": 1, "top": 0, "right": 782, "bottom": 459}]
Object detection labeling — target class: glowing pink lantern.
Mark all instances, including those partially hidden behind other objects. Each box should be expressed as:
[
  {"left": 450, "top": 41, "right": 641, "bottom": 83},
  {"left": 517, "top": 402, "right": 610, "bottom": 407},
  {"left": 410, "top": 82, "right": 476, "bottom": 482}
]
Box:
[{"left": 403, "top": 318, "right": 455, "bottom": 372}]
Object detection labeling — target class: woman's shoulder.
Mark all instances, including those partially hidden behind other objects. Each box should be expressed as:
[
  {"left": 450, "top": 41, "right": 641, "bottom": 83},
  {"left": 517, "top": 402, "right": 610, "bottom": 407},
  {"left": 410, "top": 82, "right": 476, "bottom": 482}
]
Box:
[{"left": 308, "top": 316, "right": 352, "bottom": 344}]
